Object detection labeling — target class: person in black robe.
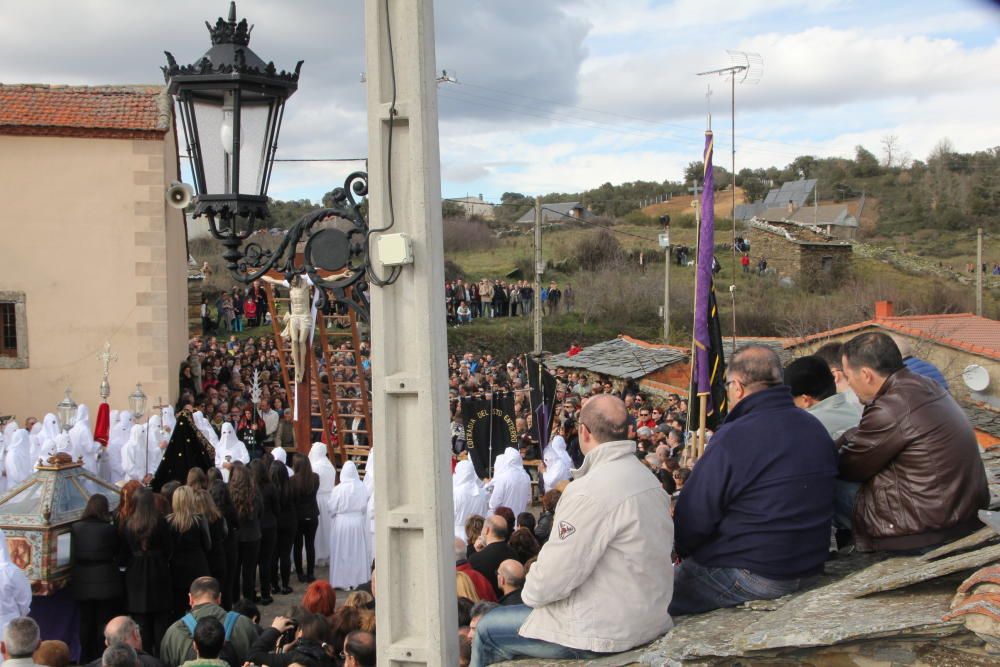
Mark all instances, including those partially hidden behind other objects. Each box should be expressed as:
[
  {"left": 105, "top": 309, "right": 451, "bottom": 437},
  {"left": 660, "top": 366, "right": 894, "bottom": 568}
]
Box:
[{"left": 152, "top": 410, "right": 215, "bottom": 492}]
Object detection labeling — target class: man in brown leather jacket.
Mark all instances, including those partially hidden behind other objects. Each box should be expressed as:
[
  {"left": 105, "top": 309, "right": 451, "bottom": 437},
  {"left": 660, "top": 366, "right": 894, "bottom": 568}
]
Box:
[{"left": 836, "top": 332, "right": 989, "bottom": 552}]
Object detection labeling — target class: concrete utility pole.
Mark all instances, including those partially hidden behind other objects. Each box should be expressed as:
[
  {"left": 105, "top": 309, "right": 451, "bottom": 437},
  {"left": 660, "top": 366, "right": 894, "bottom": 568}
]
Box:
[
  {"left": 977, "top": 227, "right": 983, "bottom": 317},
  {"left": 364, "top": 1, "right": 458, "bottom": 665},
  {"left": 533, "top": 196, "right": 543, "bottom": 353}
]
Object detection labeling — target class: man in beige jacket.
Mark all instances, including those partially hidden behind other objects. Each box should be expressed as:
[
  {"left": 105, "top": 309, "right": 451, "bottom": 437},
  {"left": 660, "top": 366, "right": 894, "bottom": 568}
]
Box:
[{"left": 471, "top": 395, "right": 674, "bottom": 666}]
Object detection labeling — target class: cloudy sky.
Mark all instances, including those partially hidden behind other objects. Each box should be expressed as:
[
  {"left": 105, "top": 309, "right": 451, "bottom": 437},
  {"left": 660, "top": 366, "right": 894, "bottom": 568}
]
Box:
[{"left": 2, "top": 0, "right": 998, "bottom": 204}]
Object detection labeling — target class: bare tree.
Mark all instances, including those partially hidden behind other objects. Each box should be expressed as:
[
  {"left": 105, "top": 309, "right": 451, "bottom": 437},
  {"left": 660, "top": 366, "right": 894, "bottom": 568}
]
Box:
[{"left": 881, "top": 134, "right": 900, "bottom": 168}]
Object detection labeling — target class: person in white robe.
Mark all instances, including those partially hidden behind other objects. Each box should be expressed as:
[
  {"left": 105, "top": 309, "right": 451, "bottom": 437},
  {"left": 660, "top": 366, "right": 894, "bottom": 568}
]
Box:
[
  {"left": 488, "top": 447, "right": 532, "bottom": 517},
  {"left": 0, "top": 527, "right": 31, "bottom": 639},
  {"left": 363, "top": 448, "right": 375, "bottom": 549},
  {"left": 326, "top": 461, "right": 371, "bottom": 590},
  {"left": 144, "top": 415, "right": 168, "bottom": 475},
  {"left": 215, "top": 423, "right": 250, "bottom": 482},
  {"left": 70, "top": 404, "right": 101, "bottom": 474},
  {"left": 271, "top": 445, "right": 294, "bottom": 477},
  {"left": 541, "top": 442, "right": 570, "bottom": 492},
  {"left": 121, "top": 424, "right": 149, "bottom": 482},
  {"left": 309, "top": 442, "right": 337, "bottom": 565},
  {"left": 4, "top": 430, "right": 33, "bottom": 488},
  {"left": 0, "top": 421, "right": 13, "bottom": 495},
  {"left": 545, "top": 431, "right": 575, "bottom": 472},
  {"left": 102, "top": 411, "right": 132, "bottom": 484},
  {"left": 161, "top": 405, "right": 177, "bottom": 435},
  {"left": 55, "top": 432, "right": 73, "bottom": 456},
  {"left": 453, "top": 459, "right": 489, "bottom": 540},
  {"left": 192, "top": 411, "right": 220, "bottom": 448},
  {"left": 36, "top": 414, "right": 60, "bottom": 461},
  {"left": 28, "top": 422, "right": 44, "bottom": 464}
]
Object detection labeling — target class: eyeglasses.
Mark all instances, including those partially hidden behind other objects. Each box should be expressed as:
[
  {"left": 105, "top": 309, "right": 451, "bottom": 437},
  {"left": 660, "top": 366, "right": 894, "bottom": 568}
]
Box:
[{"left": 639, "top": 412, "right": 650, "bottom": 417}]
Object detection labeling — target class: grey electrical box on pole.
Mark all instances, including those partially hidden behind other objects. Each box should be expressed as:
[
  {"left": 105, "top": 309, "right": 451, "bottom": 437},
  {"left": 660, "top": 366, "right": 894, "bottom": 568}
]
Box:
[{"left": 364, "top": 1, "right": 459, "bottom": 664}]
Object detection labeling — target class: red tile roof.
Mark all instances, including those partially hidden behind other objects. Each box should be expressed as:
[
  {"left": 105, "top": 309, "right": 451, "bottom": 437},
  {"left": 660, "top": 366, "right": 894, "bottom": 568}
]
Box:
[
  {"left": 0, "top": 84, "right": 171, "bottom": 139},
  {"left": 785, "top": 313, "right": 1000, "bottom": 361}
]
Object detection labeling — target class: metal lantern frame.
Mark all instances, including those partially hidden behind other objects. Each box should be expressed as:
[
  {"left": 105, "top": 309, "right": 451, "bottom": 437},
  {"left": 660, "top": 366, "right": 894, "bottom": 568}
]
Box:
[
  {"left": 164, "top": 2, "right": 373, "bottom": 320},
  {"left": 56, "top": 388, "right": 77, "bottom": 432}
]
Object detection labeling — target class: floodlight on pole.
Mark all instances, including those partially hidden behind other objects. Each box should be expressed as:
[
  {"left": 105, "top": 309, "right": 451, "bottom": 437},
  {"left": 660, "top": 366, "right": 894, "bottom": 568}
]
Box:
[{"left": 697, "top": 50, "right": 763, "bottom": 349}]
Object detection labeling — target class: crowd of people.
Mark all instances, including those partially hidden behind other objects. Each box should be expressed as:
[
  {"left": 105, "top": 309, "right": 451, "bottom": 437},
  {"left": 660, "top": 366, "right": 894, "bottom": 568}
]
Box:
[
  {"left": 447, "top": 333, "right": 988, "bottom": 665},
  {"left": 1, "top": 330, "right": 991, "bottom": 667},
  {"left": 0, "top": 435, "right": 376, "bottom": 667},
  {"left": 200, "top": 284, "right": 271, "bottom": 336},
  {"left": 445, "top": 278, "right": 573, "bottom": 325}
]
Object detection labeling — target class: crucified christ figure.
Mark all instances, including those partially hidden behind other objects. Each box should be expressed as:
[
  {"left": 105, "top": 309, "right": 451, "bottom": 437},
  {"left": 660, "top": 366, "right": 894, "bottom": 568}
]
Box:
[{"left": 263, "top": 274, "right": 314, "bottom": 383}]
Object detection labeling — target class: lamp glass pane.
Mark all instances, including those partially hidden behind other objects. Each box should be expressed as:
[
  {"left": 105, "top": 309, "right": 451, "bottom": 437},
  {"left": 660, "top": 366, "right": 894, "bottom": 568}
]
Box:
[
  {"left": 192, "top": 99, "right": 227, "bottom": 195},
  {"left": 237, "top": 101, "right": 271, "bottom": 196}
]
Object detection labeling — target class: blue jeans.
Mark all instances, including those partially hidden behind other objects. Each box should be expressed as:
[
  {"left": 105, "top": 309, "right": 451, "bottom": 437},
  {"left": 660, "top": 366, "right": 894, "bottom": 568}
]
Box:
[
  {"left": 668, "top": 559, "right": 815, "bottom": 616},
  {"left": 834, "top": 479, "right": 860, "bottom": 531},
  {"left": 471, "top": 605, "right": 607, "bottom": 667}
]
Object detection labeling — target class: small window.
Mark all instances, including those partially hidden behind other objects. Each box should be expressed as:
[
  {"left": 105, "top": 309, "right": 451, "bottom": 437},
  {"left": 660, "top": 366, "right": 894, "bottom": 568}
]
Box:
[
  {"left": 1, "top": 302, "right": 17, "bottom": 356},
  {"left": 0, "top": 292, "right": 27, "bottom": 369},
  {"left": 821, "top": 256, "right": 834, "bottom": 273}
]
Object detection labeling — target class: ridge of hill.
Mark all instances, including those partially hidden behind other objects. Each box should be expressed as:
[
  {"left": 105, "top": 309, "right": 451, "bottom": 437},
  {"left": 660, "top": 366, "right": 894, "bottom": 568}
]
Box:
[{"left": 642, "top": 187, "right": 746, "bottom": 220}]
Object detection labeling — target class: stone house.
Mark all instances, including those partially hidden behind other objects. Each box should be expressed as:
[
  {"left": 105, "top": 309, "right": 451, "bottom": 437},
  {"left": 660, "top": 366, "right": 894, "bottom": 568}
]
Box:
[
  {"left": 747, "top": 218, "right": 853, "bottom": 286},
  {"left": 0, "top": 84, "right": 188, "bottom": 418}
]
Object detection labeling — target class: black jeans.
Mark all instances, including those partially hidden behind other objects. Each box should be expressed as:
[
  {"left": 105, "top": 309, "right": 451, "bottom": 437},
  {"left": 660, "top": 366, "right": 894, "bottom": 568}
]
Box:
[
  {"left": 222, "top": 534, "right": 239, "bottom": 609},
  {"left": 294, "top": 516, "right": 318, "bottom": 579},
  {"left": 258, "top": 526, "right": 277, "bottom": 597},
  {"left": 236, "top": 539, "right": 261, "bottom": 602},
  {"left": 78, "top": 598, "right": 121, "bottom": 663},
  {"left": 133, "top": 611, "right": 170, "bottom": 657},
  {"left": 275, "top": 525, "right": 296, "bottom": 588}
]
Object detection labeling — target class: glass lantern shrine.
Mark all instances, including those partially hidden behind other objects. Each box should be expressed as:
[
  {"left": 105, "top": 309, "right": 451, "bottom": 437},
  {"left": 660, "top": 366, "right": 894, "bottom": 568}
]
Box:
[{"left": 0, "top": 453, "right": 120, "bottom": 595}]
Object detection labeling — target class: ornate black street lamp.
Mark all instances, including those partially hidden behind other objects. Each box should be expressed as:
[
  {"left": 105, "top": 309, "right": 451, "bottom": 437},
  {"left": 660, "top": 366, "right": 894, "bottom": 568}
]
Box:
[{"left": 164, "top": 2, "right": 372, "bottom": 318}]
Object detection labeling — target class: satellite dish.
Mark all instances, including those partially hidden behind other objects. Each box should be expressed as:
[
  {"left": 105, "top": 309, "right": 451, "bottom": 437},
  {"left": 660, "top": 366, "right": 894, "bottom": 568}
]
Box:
[{"left": 962, "top": 364, "right": 990, "bottom": 392}]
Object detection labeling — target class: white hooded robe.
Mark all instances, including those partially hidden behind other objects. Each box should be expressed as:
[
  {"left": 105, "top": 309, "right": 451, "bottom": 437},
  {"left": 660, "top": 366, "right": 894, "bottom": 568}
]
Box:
[
  {"left": 309, "top": 442, "right": 337, "bottom": 564},
  {"left": 326, "top": 461, "right": 371, "bottom": 589},
  {"left": 488, "top": 447, "right": 532, "bottom": 517},
  {"left": 215, "top": 423, "right": 250, "bottom": 482},
  {"left": 453, "top": 459, "right": 489, "bottom": 540},
  {"left": 103, "top": 411, "right": 133, "bottom": 484},
  {"left": 0, "top": 527, "right": 32, "bottom": 638},
  {"left": 121, "top": 424, "right": 149, "bottom": 482},
  {"left": 69, "top": 404, "right": 101, "bottom": 474},
  {"left": 4, "top": 430, "right": 33, "bottom": 488}
]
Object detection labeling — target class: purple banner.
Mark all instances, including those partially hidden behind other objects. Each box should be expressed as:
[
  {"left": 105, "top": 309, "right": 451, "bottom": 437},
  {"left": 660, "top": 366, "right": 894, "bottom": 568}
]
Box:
[{"left": 693, "top": 131, "right": 715, "bottom": 411}]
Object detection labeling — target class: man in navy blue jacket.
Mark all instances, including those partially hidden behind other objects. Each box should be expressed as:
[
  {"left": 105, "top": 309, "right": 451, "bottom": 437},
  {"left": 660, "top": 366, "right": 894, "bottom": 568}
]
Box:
[{"left": 669, "top": 346, "right": 838, "bottom": 616}]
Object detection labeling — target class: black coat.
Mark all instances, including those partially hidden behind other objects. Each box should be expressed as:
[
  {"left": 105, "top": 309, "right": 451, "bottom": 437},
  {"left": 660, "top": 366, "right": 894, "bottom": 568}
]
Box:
[
  {"left": 170, "top": 517, "right": 212, "bottom": 595},
  {"left": 71, "top": 517, "right": 124, "bottom": 601},
  {"left": 468, "top": 541, "right": 518, "bottom": 596},
  {"left": 206, "top": 516, "right": 229, "bottom": 585},
  {"left": 237, "top": 494, "right": 264, "bottom": 543},
  {"left": 247, "top": 628, "right": 335, "bottom": 667},
  {"left": 259, "top": 484, "right": 279, "bottom": 532},
  {"left": 123, "top": 519, "right": 173, "bottom": 613},
  {"left": 293, "top": 474, "right": 320, "bottom": 521}
]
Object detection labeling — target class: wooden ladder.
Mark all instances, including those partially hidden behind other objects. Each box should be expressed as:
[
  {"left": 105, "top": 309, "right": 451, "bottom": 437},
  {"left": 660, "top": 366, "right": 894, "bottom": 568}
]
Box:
[{"left": 263, "top": 280, "right": 371, "bottom": 477}]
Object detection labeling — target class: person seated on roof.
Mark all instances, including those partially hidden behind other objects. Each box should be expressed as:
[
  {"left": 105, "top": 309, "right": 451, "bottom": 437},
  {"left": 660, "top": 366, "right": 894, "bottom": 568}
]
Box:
[
  {"left": 836, "top": 332, "right": 988, "bottom": 554},
  {"left": 669, "top": 346, "right": 837, "bottom": 616}
]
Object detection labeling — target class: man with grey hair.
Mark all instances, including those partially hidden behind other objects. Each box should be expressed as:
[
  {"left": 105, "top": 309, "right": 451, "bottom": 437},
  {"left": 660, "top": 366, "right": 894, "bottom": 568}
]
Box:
[
  {"left": 671, "top": 346, "right": 838, "bottom": 616},
  {"left": 1, "top": 617, "right": 42, "bottom": 667},
  {"left": 84, "top": 617, "right": 163, "bottom": 667},
  {"left": 101, "top": 644, "right": 139, "bottom": 667},
  {"left": 472, "top": 394, "right": 673, "bottom": 666}
]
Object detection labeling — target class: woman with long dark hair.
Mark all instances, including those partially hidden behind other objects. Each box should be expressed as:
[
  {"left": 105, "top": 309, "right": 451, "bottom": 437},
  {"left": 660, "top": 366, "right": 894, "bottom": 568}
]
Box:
[
  {"left": 269, "top": 461, "right": 296, "bottom": 596},
  {"left": 167, "top": 486, "right": 212, "bottom": 617},
  {"left": 122, "top": 488, "right": 172, "bottom": 655},
  {"left": 251, "top": 460, "right": 278, "bottom": 606},
  {"left": 291, "top": 456, "right": 320, "bottom": 583},
  {"left": 230, "top": 464, "right": 263, "bottom": 602},
  {"left": 71, "top": 494, "right": 123, "bottom": 663},
  {"left": 210, "top": 478, "right": 240, "bottom": 608}
]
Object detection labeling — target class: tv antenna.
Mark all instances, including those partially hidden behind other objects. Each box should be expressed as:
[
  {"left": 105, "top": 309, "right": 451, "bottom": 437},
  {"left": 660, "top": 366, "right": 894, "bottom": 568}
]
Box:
[{"left": 697, "top": 50, "right": 763, "bottom": 349}]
